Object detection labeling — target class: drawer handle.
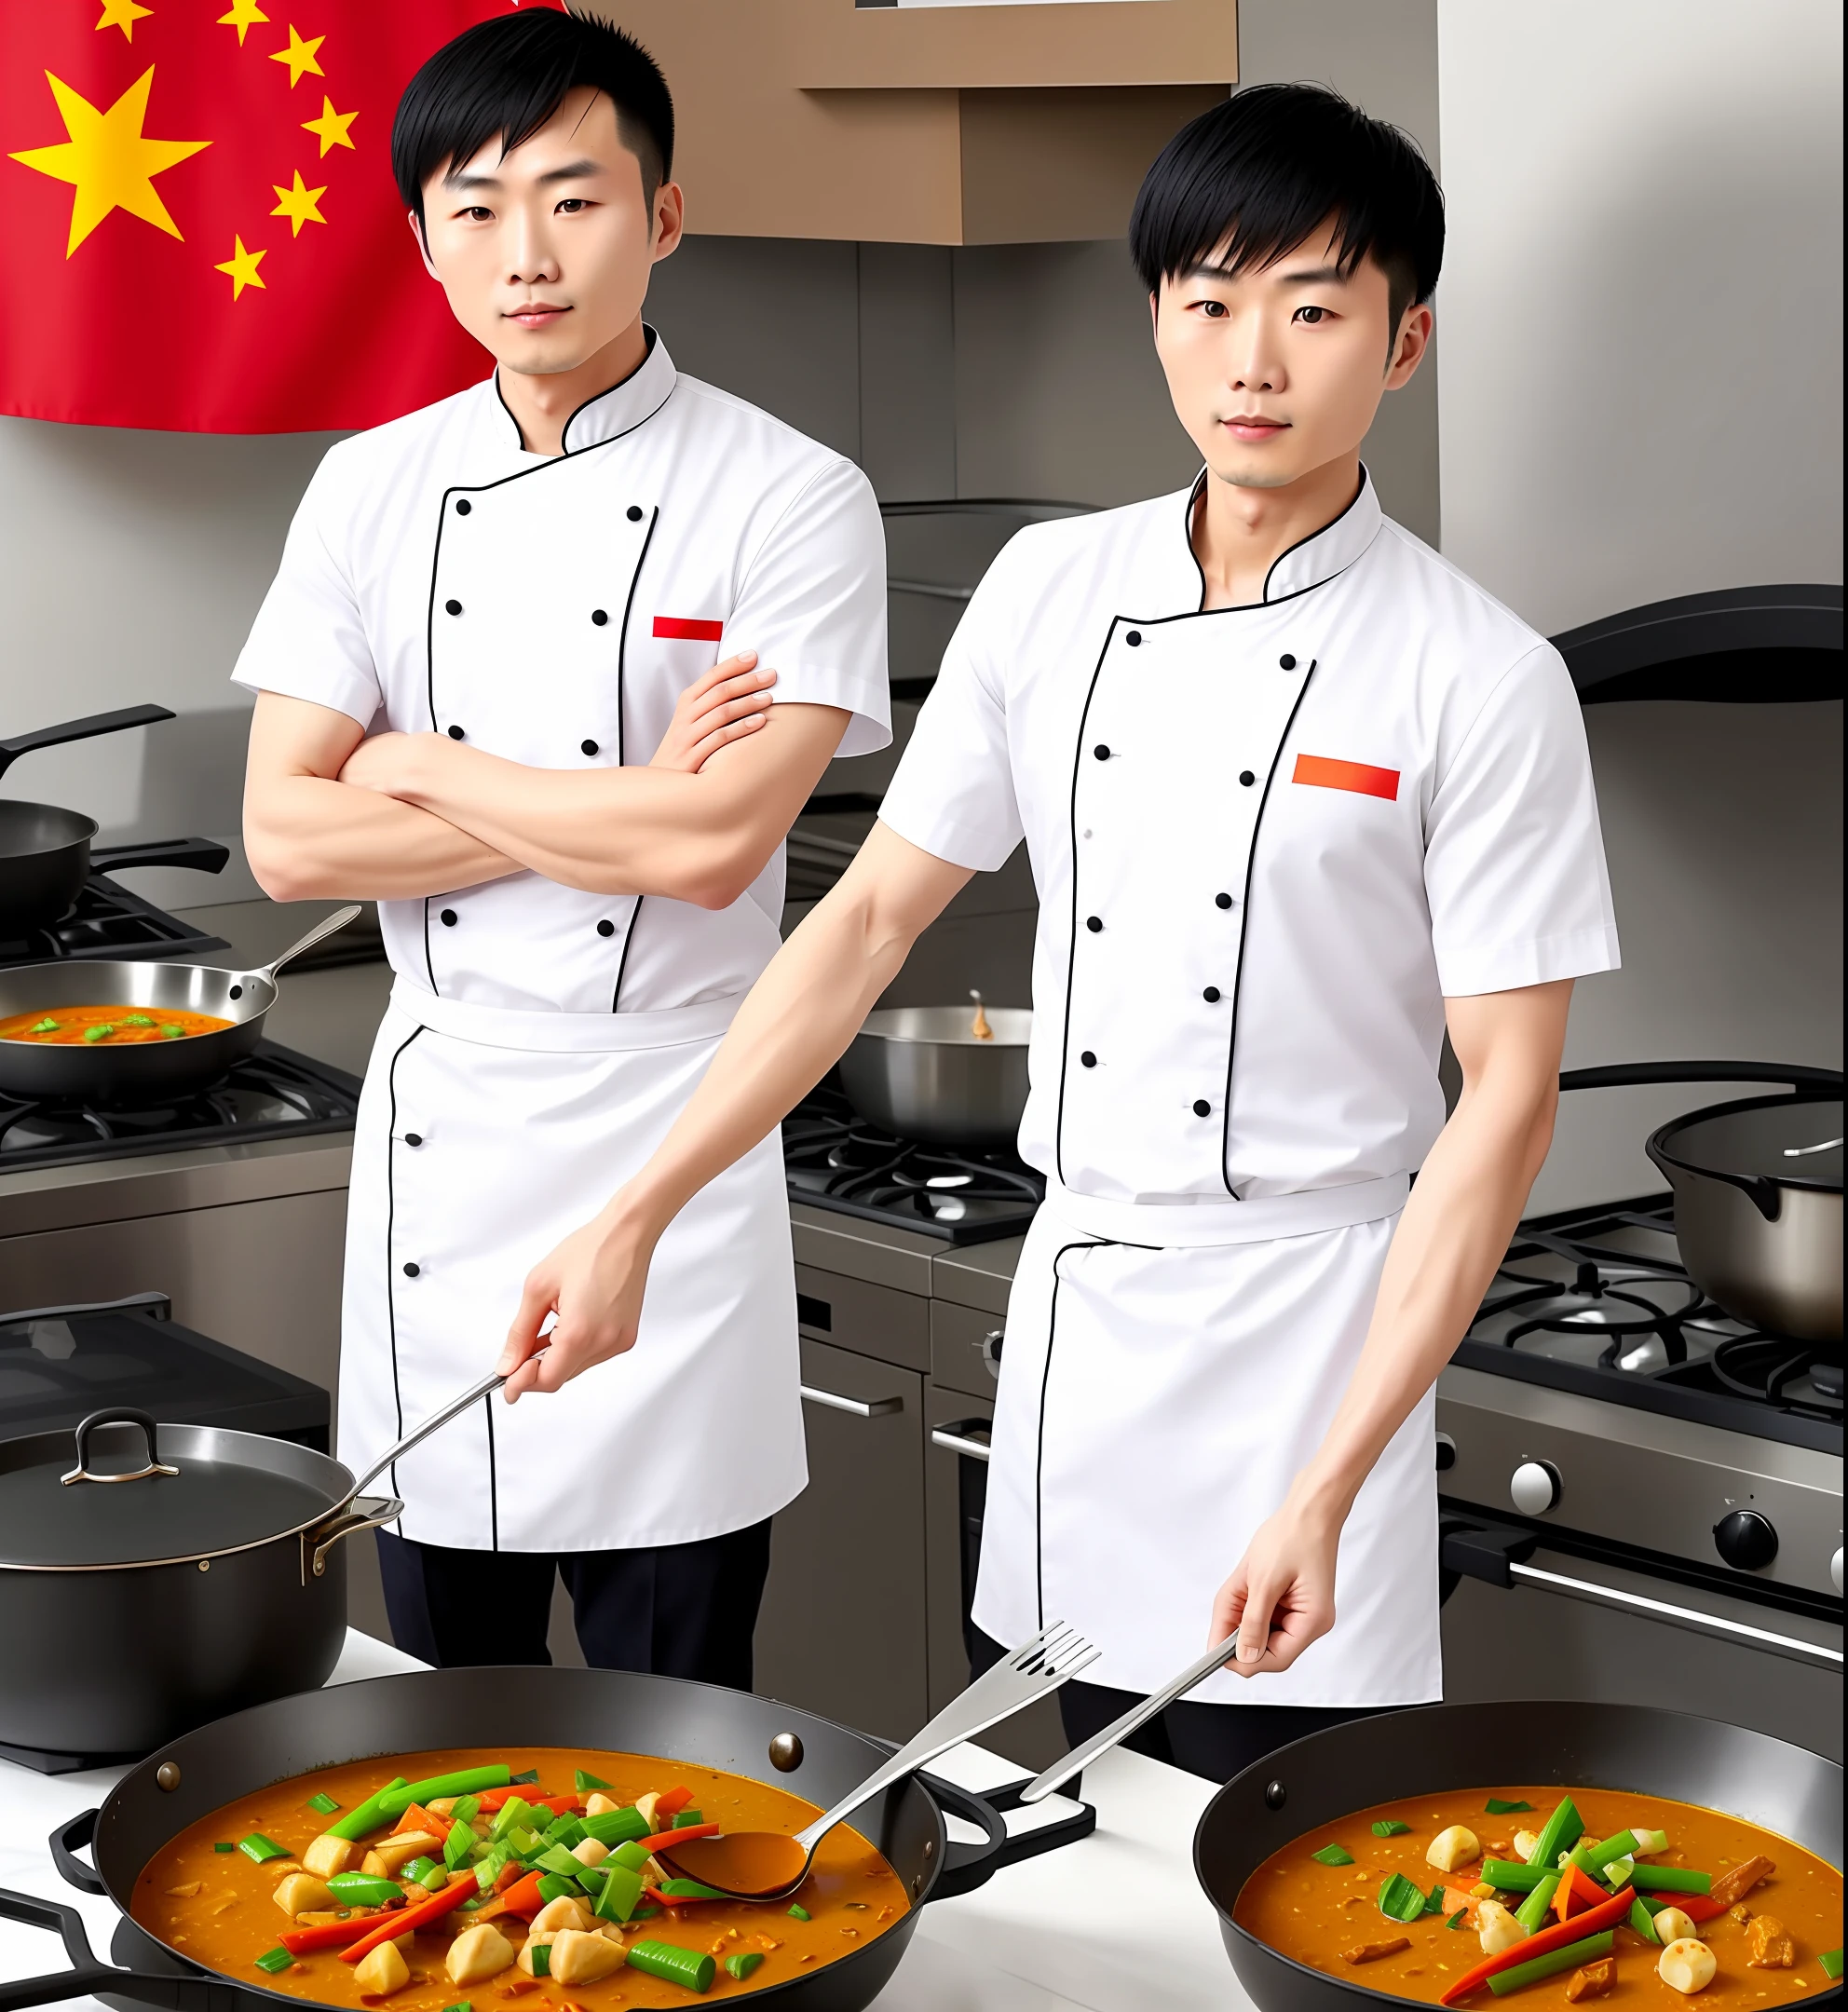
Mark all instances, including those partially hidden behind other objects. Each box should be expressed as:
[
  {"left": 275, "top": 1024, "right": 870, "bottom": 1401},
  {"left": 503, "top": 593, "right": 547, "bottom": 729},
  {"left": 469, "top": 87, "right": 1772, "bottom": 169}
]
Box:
[
  {"left": 931, "top": 1427, "right": 991, "bottom": 1463},
  {"left": 800, "top": 1383, "right": 901, "bottom": 1419}
]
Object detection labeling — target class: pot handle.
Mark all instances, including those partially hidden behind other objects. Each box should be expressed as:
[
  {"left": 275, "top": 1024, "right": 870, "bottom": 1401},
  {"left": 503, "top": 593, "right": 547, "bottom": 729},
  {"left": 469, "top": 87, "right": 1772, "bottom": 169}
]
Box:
[
  {"left": 61, "top": 1410, "right": 178, "bottom": 1489},
  {"left": 88, "top": 838, "right": 230, "bottom": 880},
  {"left": 0, "top": 1886, "right": 230, "bottom": 2012},
  {"left": 916, "top": 1772, "right": 1007, "bottom": 1902},
  {"left": 48, "top": 1810, "right": 106, "bottom": 1896},
  {"left": 306, "top": 1494, "right": 404, "bottom": 1580},
  {"left": 0, "top": 704, "right": 175, "bottom": 781}
]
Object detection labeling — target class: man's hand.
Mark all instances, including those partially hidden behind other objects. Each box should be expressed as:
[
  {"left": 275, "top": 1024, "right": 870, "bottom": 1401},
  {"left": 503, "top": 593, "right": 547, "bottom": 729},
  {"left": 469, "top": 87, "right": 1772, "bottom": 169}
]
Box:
[
  {"left": 496, "top": 1204, "right": 658, "bottom": 1402},
  {"left": 649, "top": 653, "right": 776, "bottom": 772},
  {"left": 1209, "top": 1479, "right": 1343, "bottom": 1675}
]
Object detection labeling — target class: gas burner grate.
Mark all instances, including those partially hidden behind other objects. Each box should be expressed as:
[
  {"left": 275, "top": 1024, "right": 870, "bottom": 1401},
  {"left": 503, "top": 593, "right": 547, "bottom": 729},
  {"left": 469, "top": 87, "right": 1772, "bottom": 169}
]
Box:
[
  {"left": 0, "top": 876, "right": 227, "bottom": 970},
  {"left": 784, "top": 1079, "right": 1042, "bottom": 1244},
  {"left": 0, "top": 1043, "right": 360, "bottom": 1173},
  {"left": 1705, "top": 1334, "right": 1842, "bottom": 1411}
]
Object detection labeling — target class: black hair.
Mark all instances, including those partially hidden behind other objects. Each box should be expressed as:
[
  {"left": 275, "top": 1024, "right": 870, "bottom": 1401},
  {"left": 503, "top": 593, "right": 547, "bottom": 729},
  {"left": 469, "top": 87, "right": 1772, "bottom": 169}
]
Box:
[
  {"left": 1129, "top": 83, "right": 1443, "bottom": 330},
  {"left": 392, "top": 9, "right": 673, "bottom": 227}
]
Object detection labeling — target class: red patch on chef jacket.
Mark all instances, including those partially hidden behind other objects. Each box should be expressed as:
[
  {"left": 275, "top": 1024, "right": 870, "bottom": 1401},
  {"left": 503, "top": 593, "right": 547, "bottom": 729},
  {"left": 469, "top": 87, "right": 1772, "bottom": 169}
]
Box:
[
  {"left": 653, "top": 617, "right": 726, "bottom": 642},
  {"left": 1292, "top": 754, "right": 1401, "bottom": 801}
]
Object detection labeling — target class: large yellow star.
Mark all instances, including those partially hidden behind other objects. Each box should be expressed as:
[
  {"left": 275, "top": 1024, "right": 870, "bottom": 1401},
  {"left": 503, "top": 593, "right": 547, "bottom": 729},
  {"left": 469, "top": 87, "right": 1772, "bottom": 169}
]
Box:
[
  {"left": 9, "top": 69, "right": 211, "bottom": 256},
  {"left": 95, "top": 0, "right": 154, "bottom": 39},
  {"left": 214, "top": 235, "right": 266, "bottom": 298},
  {"left": 268, "top": 24, "right": 324, "bottom": 88},
  {"left": 217, "top": 0, "right": 270, "bottom": 46},
  {"left": 270, "top": 169, "right": 326, "bottom": 236},
  {"left": 301, "top": 95, "right": 357, "bottom": 156}
]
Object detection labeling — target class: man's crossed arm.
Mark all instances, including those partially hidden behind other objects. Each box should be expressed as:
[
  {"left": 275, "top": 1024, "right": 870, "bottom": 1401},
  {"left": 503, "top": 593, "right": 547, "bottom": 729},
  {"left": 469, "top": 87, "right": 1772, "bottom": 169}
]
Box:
[{"left": 243, "top": 654, "right": 847, "bottom": 909}]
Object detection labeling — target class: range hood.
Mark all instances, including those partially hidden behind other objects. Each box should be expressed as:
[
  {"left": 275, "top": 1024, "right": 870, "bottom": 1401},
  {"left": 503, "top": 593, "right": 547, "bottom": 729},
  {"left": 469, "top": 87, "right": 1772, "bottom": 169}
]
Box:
[{"left": 1554, "top": 584, "right": 1841, "bottom": 703}]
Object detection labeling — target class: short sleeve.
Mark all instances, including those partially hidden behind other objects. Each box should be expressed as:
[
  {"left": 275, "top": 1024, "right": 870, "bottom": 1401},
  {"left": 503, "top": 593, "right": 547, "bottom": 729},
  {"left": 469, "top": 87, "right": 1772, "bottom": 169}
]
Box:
[
  {"left": 1425, "top": 644, "right": 1620, "bottom": 996},
  {"left": 876, "top": 551, "right": 1025, "bottom": 873},
  {"left": 229, "top": 444, "right": 383, "bottom": 727},
  {"left": 727, "top": 455, "right": 890, "bottom": 759}
]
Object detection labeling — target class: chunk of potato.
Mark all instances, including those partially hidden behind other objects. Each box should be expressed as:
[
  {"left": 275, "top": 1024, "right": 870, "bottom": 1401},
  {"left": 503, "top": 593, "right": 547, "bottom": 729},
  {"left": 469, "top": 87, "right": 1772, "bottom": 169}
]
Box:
[
  {"left": 528, "top": 1896, "right": 594, "bottom": 1936},
  {"left": 570, "top": 1837, "right": 609, "bottom": 1869},
  {"left": 632, "top": 1792, "right": 661, "bottom": 1831},
  {"left": 1654, "top": 1910, "right": 1702, "bottom": 1946},
  {"left": 303, "top": 1833, "right": 360, "bottom": 1880},
  {"left": 1512, "top": 1830, "right": 1542, "bottom": 1861},
  {"left": 1746, "top": 1915, "right": 1794, "bottom": 1968},
  {"left": 1477, "top": 1902, "right": 1527, "bottom": 1957},
  {"left": 352, "top": 1940, "right": 412, "bottom": 1998},
  {"left": 445, "top": 1924, "right": 516, "bottom": 1986},
  {"left": 360, "top": 1833, "right": 441, "bottom": 1879},
  {"left": 1710, "top": 1856, "right": 1775, "bottom": 1910},
  {"left": 547, "top": 1931, "right": 628, "bottom": 1986},
  {"left": 1658, "top": 1938, "right": 1718, "bottom": 1994},
  {"left": 582, "top": 1793, "right": 620, "bottom": 1818},
  {"left": 1426, "top": 1826, "right": 1481, "bottom": 1874},
  {"left": 271, "top": 1874, "right": 335, "bottom": 1918}
]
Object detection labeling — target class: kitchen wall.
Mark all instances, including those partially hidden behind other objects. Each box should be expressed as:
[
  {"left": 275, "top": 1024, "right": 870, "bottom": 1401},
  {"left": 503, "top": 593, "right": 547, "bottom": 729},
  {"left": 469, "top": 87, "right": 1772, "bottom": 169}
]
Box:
[{"left": 1434, "top": 0, "right": 1843, "bottom": 1207}]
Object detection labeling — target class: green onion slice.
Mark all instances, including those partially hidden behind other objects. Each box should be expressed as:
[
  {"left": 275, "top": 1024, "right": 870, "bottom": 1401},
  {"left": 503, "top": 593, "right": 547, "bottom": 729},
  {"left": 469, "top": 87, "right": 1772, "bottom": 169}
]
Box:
[
  {"left": 1372, "top": 1819, "right": 1413, "bottom": 1838},
  {"left": 1486, "top": 1799, "right": 1534, "bottom": 1815},
  {"left": 1312, "top": 1844, "right": 1356, "bottom": 1867},
  {"left": 575, "top": 1769, "right": 614, "bottom": 1794},
  {"left": 1447, "top": 1909, "right": 1470, "bottom": 1929},
  {"left": 1378, "top": 1874, "right": 1429, "bottom": 1924},
  {"left": 1818, "top": 1951, "right": 1843, "bottom": 1981},
  {"left": 254, "top": 1948, "right": 295, "bottom": 1975},
  {"left": 724, "top": 1952, "right": 765, "bottom": 1980},
  {"left": 509, "top": 1769, "right": 540, "bottom": 1786},
  {"left": 238, "top": 1833, "right": 290, "bottom": 1865},
  {"left": 212, "top": 1842, "right": 236, "bottom": 1854},
  {"left": 527, "top": 1942, "right": 550, "bottom": 1978},
  {"left": 306, "top": 1791, "right": 341, "bottom": 1816},
  {"left": 787, "top": 1902, "right": 811, "bottom": 1921}
]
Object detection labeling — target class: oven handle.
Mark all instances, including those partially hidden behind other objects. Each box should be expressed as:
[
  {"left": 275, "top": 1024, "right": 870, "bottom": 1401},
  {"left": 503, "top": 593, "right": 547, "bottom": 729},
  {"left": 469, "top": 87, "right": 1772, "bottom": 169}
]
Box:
[
  {"left": 1441, "top": 1520, "right": 1843, "bottom": 1669},
  {"left": 931, "top": 1426, "right": 992, "bottom": 1462},
  {"left": 800, "top": 1384, "right": 902, "bottom": 1420}
]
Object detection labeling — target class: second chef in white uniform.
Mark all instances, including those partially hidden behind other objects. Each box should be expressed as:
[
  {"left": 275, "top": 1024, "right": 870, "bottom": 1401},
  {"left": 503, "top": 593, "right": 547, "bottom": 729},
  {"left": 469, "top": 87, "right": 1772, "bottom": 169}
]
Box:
[
  {"left": 493, "top": 85, "right": 1617, "bottom": 1775},
  {"left": 237, "top": 14, "right": 887, "bottom": 1678}
]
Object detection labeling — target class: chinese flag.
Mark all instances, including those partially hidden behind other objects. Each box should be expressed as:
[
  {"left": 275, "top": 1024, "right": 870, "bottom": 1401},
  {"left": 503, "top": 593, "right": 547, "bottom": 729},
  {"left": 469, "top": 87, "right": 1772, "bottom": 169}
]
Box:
[{"left": 1, "top": 0, "right": 564, "bottom": 433}]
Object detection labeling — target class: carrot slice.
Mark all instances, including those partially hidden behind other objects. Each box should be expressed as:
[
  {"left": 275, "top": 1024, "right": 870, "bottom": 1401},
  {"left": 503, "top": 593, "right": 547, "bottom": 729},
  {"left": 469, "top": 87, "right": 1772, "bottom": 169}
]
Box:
[
  {"left": 652, "top": 1788, "right": 694, "bottom": 1819},
  {"left": 281, "top": 1914, "right": 398, "bottom": 1956},
  {"left": 476, "top": 1790, "right": 578, "bottom": 1816},
  {"left": 1443, "top": 1888, "right": 1633, "bottom": 2005},
  {"left": 399, "top": 1802, "right": 451, "bottom": 1843},
  {"left": 473, "top": 1869, "right": 548, "bottom": 1924},
  {"left": 339, "top": 1873, "right": 477, "bottom": 1964},
  {"left": 1556, "top": 1862, "right": 1608, "bottom": 1923},
  {"left": 635, "top": 1823, "right": 721, "bottom": 1854}
]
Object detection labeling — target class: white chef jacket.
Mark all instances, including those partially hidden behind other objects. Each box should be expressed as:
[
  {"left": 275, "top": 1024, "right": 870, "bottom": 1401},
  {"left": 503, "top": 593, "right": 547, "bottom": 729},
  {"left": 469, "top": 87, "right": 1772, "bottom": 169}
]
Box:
[
  {"left": 233, "top": 332, "right": 890, "bottom": 1551},
  {"left": 878, "top": 470, "right": 1618, "bottom": 1701}
]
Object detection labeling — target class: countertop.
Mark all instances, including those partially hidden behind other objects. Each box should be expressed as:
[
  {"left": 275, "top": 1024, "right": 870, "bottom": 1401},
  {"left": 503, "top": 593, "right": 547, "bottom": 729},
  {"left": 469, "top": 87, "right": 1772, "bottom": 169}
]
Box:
[{"left": 0, "top": 1631, "right": 1241, "bottom": 2012}]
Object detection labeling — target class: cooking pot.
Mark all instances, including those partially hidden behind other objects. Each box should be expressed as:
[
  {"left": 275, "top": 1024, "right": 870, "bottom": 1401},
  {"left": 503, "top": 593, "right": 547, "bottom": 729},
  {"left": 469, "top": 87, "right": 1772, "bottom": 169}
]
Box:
[
  {"left": 1647, "top": 1093, "right": 1841, "bottom": 1341},
  {"left": 1195, "top": 1699, "right": 1842, "bottom": 2012},
  {"left": 0, "top": 706, "right": 177, "bottom": 936},
  {"left": 0, "top": 1665, "right": 1010, "bottom": 2012},
  {"left": 840, "top": 1004, "right": 1032, "bottom": 1147},
  {"left": 0, "top": 1407, "right": 401, "bottom": 1760},
  {"left": 0, "top": 904, "right": 361, "bottom": 1106}
]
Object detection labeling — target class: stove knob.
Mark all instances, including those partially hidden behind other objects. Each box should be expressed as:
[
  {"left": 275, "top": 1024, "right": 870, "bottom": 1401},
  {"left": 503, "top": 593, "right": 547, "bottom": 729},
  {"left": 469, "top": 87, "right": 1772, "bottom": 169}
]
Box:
[
  {"left": 1713, "top": 1510, "right": 1778, "bottom": 1572},
  {"left": 1832, "top": 1547, "right": 1843, "bottom": 1596},
  {"left": 1510, "top": 1460, "right": 1561, "bottom": 1516},
  {"left": 1434, "top": 1432, "right": 1457, "bottom": 1473}
]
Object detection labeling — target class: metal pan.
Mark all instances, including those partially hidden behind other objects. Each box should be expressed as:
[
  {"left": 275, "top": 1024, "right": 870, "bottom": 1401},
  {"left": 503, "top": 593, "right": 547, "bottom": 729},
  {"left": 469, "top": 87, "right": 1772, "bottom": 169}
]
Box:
[
  {"left": 0, "top": 707, "right": 175, "bottom": 935},
  {"left": 0, "top": 905, "right": 363, "bottom": 1105},
  {"left": 840, "top": 1005, "right": 1033, "bottom": 1147},
  {"left": 1194, "top": 1699, "right": 1842, "bottom": 2012},
  {"left": 0, "top": 1664, "right": 1010, "bottom": 2012}
]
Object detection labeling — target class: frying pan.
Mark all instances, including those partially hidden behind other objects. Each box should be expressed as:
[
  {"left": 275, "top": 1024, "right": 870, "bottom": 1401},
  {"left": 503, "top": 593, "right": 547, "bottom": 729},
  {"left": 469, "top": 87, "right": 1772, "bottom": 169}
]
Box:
[
  {"left": 0, "top": 707, "right": 176, "bottom": 935},
  {"left": 0, "top": 904, "right": 362, "bottom": 1105},
  {"left": 1194, "top": 1699, "right": 1842, "bottom": 2012},
  {"left": 0, "top": 1665, "right": 1011, "bottom": 2012}
]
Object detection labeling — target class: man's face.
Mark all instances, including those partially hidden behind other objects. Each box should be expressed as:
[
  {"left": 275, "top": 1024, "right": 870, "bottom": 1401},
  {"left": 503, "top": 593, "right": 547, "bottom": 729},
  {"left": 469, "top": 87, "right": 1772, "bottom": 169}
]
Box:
[
  {"left": 1151, "top": 219, "right": 1431, "bottom": 491},
  {"left": 416, "top": 86, "right": 682, "bottom": 376}
]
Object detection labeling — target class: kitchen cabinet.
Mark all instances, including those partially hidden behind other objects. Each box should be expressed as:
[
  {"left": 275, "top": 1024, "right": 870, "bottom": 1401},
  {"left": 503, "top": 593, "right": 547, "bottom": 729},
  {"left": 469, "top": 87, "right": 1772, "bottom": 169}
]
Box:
[{"left": 605, "top": 0, "right": 1235, "bottom": 243}]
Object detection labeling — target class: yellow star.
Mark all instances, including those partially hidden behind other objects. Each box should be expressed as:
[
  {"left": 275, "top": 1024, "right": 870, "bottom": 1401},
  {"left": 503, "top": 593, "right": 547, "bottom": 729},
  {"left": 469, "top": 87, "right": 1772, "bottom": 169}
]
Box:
[
  {"left": 217, "top": 0, "right": 270, "bottom": 46},
  {"left": 270, "top": 169, "right": 326, "bottom": 236},
  {"left": 214, "top": 235, "right": 267, "bottom": 299},
  {"left": 9, "top": 68, "right": 211, "bottom": 257},
  {"left": 95, "top": 0, "right": 154, "bottom": 39},
  {"left": 268, "top": 24, "right": 324, "bottom": 88},
  {"left": 300, "top": 95, "right": 357, "bottom": 156}
]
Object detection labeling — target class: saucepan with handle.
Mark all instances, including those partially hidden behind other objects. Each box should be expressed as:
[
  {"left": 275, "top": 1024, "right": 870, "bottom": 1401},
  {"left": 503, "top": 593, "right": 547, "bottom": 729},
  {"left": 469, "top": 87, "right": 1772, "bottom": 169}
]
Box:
[
  {"left": 0, "top": 904, "right": 364, "bottom": 1104},
  {"left": 839, "top": 992, "right": 1033, "bottom": 1147}
]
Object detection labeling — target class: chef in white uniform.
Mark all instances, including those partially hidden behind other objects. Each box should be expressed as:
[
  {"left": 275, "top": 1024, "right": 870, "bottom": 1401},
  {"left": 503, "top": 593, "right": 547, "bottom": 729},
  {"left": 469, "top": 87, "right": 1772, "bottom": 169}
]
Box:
[
  {"left": 235, "top": 13, "right": 887, "bottom": 1679},
  {"left": 492, "top": 85, "right": 1617, "bottom": 1775}
]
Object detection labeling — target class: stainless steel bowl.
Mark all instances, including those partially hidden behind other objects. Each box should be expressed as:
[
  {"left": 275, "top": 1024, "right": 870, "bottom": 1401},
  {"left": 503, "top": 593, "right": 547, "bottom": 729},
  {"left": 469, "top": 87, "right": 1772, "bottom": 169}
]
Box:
[{"left": 839, "top": 1006, "right": 1032, "bottom": 1147}]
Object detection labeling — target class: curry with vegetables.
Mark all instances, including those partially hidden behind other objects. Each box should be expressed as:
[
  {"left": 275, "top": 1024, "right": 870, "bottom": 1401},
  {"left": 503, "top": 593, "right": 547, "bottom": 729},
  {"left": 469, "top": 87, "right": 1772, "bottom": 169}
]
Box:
[
  {"left": 1235, "top": 1787, "right": 1841, "bottom": 2008},
  {"left": 0, "top": 1005, "right": 232, "bottom": 1044},
  {"left": 131, "top": 1747, "right": 909, "bottom": 2005}
]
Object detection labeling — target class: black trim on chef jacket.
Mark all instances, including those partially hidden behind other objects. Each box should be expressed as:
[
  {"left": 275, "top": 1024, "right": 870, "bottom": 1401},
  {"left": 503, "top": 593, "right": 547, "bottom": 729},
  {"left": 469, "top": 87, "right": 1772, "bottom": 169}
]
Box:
[
  {"left": 383, "top": 1022, "right": 426, "bottom": 1502},
  {"left": 1259, "top": 466, "right": 1369, "bottom": 604},
  {"left": 419, "top": 355, "right": 678, "bottom": 999},
  {"left": 482, "top": 1390, "right": 499, "bottom": 1553},
  {"left": 609, "top": 506, "right": 660, "bottom": 1013}
]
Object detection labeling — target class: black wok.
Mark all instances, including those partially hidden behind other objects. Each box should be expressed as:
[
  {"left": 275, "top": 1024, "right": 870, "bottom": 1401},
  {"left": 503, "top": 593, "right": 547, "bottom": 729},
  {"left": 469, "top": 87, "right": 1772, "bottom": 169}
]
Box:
[
  {"left": 1195, "top": 1699, "right": 1842, "bottom": 2012},
  {"left": 0, "top": 706, "right": 175, "bottom": 935},
  {"left": 0, "top": 904, "right": 361, "bottom": 1104},
  {"left": 0, "top": 1665, "right": 1012, "bottom": 2012}
]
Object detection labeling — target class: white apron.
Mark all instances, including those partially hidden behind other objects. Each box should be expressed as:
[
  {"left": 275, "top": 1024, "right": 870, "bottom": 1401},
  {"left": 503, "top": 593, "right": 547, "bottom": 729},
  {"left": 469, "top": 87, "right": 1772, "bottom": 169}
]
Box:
[
  {"left": 880, "top": 473, "right": 1618, "bottom": 1706},
  {"left": 341, "top": 986, "right": 802, "bottom": 1554}
]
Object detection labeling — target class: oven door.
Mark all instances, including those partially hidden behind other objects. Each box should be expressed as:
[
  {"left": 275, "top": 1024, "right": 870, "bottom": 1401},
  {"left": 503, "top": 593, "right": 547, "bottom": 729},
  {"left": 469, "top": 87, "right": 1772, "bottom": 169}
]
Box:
[{"left": 1440, "top": 1514, "right": 1844, "bottom": 1760}]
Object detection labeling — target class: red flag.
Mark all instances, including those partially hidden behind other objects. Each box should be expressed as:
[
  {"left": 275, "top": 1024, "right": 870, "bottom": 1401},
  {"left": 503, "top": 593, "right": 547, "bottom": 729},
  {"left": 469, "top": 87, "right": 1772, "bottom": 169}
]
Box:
[{"left": 1, "top": 0, "right": 562, "bottom": 432}]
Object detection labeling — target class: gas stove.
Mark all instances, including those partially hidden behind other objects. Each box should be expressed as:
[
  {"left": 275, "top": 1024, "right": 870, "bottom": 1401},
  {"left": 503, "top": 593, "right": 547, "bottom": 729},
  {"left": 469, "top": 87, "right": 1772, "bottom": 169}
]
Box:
[
  {"left": 0, "top": 870, "right": 228, "bottom": 972},
  {"left": 783, "top": 1077, "right": 1042, "bottom": 1245},
  {"left": 0, "top": 1041, "right": 361, "bottom": 1175}
]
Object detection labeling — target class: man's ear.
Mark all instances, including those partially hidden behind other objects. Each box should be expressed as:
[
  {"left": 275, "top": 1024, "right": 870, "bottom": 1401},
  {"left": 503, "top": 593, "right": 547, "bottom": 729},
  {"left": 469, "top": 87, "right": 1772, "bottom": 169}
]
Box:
[
  {"left": 1384, "top": 302, "right": 1434, "bottom": 389},
  {"left": 649, "top": 180, "right": 686, "bottom": 265},
  {"left": 408, "top": 209, "right": 440, "bottom": 281},
  {"left": 1148, "top": 289, "right": 1160, "bottom": 337}
]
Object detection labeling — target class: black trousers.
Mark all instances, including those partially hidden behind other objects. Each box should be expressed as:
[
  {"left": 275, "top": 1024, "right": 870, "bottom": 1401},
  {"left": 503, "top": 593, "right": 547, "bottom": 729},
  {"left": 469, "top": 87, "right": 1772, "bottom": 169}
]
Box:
[
  {"left": 972, "top": 1626, "right": 1379, "bottom": 1786},
  {"left": 377, "top": 1521, "right": 773, "bottom": 1690}
]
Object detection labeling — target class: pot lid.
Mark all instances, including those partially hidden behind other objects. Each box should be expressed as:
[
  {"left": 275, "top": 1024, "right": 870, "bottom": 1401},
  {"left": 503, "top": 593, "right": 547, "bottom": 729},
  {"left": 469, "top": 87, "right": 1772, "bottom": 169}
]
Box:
[
  {"left": 0, "top": 1410, "right": 347, "bottom": 1570},
  {"left": 1656, "top": 1097, "right": 1843, "bottom": 1193}
]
